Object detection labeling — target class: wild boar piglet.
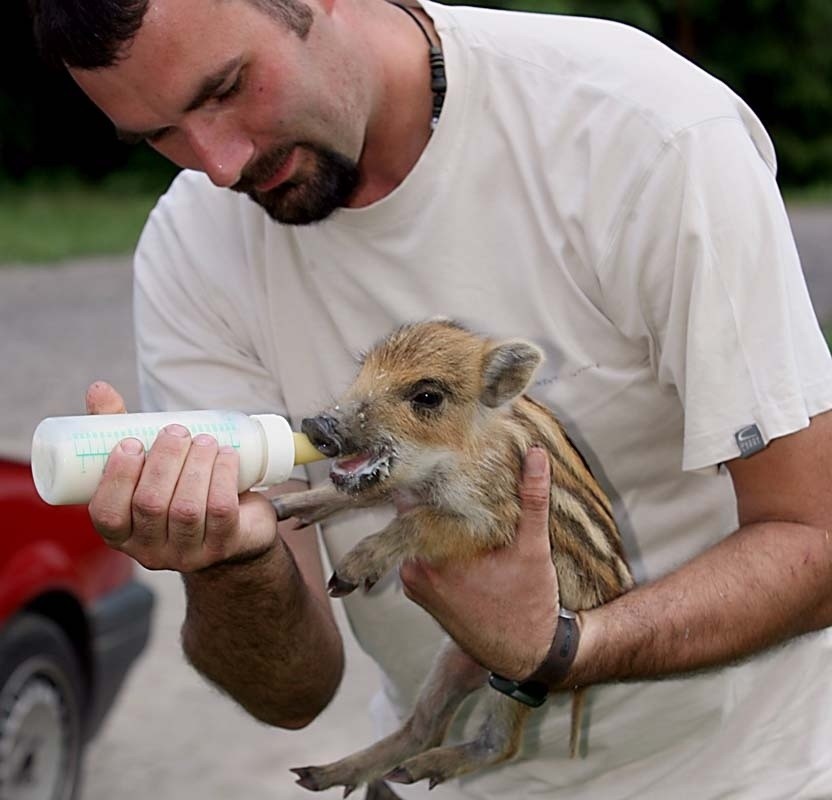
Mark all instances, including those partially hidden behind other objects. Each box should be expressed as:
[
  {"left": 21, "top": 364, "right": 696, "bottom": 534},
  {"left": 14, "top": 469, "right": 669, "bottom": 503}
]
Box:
[{"left": 275, "top": 320, "right": 633, "bottom": 797}]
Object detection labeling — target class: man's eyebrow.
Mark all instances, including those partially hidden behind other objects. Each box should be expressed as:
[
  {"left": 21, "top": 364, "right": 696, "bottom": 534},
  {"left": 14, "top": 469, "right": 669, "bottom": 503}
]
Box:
[
  {"left": 114, "top": 56, "right": 243, "bottom": 145},
  {"left": 182, "top": 56, "right": 243, "bottom": 112}
]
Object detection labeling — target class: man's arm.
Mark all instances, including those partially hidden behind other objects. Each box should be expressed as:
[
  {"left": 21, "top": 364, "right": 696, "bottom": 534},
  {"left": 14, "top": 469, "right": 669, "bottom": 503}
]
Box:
[
  {"left": 181, "top": 487, "right": 344, "bottom": 729},
  {"left": 87, "top": 382, "right": 344, "bottom": 728},
  {"left": 400, "top": 410, "right": 832, "bottom": 686},
  {"left": 570, "top": 408, "right": 832, "bottom": 686}
]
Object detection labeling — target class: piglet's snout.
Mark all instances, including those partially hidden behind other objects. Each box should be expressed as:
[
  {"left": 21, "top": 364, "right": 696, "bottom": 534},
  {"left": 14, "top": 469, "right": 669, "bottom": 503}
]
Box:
[{"left": 302, "top": 415, "right": 343, "bottom": 458}]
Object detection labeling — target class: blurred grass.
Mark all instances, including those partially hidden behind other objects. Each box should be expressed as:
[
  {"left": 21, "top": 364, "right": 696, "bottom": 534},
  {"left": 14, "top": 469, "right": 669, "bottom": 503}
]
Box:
[
  {"left": 784, "top": 183, "right": 832, "bottom": 205},
  {"left": 0, "top": 171, "right": 830, "bottom": 264},
  {"left": 0, "top": 172, "right": 173, "bottom": 264}
]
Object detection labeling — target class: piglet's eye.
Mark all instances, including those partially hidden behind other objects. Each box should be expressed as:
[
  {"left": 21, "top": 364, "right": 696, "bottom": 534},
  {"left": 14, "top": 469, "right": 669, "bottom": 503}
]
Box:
[{"left": 410, "top": 391, "right": 444, "bottom": 410}]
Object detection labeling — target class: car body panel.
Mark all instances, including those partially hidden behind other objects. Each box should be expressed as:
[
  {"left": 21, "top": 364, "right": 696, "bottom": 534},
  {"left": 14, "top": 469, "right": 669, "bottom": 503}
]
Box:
[
  {"left": 0, "top": 458, "right": 135, "bottom": 621},
  {"left": 0, "top": 456, "right": 153, "bottom": 743}
]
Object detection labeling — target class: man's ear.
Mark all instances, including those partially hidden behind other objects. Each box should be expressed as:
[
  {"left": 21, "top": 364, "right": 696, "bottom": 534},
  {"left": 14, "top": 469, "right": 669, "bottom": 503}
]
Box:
[{"left": 480, "top": 340, "right": 544, "bottom": 408}]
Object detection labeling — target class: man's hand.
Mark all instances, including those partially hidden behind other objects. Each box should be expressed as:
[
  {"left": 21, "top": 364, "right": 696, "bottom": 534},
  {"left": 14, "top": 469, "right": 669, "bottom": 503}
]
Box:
[
  {"left": 85, "top": 382, "right": 343, "bottom": 726},
  {"left": 399, "top": 448, "right": 560, "bottom": 680},
  {"left": 85, "top": 380, "right": 278, "bottom": 572}
]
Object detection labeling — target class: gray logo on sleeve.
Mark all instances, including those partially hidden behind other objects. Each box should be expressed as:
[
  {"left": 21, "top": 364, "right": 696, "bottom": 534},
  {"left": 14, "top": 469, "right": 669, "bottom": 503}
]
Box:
[{"left": 735, "top": 424, "right": 765, "bottom": 458}]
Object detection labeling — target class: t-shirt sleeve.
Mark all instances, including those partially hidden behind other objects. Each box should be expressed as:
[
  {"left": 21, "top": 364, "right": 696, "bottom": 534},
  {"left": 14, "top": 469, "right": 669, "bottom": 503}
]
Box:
[
  {"left": 600, "top": 117, "right": 832, "bottom": 471},
  {"left": 133, "top": 172, "right": 286, "bottom": 417}
]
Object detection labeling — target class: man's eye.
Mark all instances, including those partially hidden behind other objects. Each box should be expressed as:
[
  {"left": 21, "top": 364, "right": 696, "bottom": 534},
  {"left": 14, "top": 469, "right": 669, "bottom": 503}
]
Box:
[
  {"left": 216, "top": 75, "right": 243, "bottom": 103},
  {"left": 146, "top": 127, "right": 173, "bottom": 145}
]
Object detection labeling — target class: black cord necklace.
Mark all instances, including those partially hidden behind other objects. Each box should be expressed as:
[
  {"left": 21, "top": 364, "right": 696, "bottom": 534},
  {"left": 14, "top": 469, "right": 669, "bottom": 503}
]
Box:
[{"left": 390, "top": 2, "right": 446, "bottom": 131}]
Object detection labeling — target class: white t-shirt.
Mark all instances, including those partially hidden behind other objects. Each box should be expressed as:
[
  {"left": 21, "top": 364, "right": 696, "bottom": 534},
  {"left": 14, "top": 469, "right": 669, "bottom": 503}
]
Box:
[{"left": 133, "top": 3, "right": 832, "bottom": 797}]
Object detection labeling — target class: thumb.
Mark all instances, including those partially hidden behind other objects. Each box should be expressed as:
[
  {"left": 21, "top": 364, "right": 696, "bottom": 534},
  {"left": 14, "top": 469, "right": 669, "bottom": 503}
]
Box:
[
  {"left": 517, "top": 447, "right": 551, "bottom": 539},
  {"left": 86, "top": 381, "right": 127, "bottom": 415}
]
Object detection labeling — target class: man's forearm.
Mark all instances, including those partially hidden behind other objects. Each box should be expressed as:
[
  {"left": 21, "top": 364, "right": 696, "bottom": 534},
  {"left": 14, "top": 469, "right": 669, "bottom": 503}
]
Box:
[
  {"left": 572, "top": 521, "right": 832, "bottom": 686},
  {"left": 181, "top": 535, "right": 344, "bottom": 728}
]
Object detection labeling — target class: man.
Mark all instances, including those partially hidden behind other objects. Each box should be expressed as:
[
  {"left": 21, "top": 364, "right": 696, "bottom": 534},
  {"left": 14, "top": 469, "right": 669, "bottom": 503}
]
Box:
[{"left": 31, "top": 0, "right": 832, "bottom": 796}]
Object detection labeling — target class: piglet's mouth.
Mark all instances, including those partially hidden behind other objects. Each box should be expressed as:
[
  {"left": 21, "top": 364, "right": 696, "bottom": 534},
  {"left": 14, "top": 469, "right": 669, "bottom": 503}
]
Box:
[{"left": 330, "top": 448, "right": 395, "bottom": 494}]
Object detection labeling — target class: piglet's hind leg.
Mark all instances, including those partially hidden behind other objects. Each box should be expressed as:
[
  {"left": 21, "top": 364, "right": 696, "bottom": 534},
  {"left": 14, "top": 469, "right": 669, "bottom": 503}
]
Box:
[
  {"left": 385, "top": 692, "right": 531, "bottom": 790},
  {"left": 291, "top": 640, "right": 486, "bottom": 794}
]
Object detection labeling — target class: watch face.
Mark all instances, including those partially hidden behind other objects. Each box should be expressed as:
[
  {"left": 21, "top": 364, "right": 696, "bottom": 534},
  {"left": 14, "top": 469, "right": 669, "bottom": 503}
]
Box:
[{"left": 488, "top": 674, "right": 548, "bottom": 708}]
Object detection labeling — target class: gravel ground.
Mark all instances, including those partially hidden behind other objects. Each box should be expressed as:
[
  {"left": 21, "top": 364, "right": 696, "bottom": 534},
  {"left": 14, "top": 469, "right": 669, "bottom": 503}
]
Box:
[{"left": 0, "top": 203, "right": 829, "bottom": 800}]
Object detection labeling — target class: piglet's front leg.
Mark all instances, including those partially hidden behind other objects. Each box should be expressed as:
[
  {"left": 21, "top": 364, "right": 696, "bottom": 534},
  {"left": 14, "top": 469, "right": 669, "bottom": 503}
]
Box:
[
  {"left": 273, "top": 485, "right": 356, "bottom": 528},
  {"left": 329, "top": 516, "right": 424, "bottom": 597}
]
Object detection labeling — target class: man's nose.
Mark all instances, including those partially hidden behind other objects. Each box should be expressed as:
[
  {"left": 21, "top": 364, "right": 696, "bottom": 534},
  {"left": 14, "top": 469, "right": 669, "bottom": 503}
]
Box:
[{"left": 184, "top": 118, "right": 253, "bottom": 188}]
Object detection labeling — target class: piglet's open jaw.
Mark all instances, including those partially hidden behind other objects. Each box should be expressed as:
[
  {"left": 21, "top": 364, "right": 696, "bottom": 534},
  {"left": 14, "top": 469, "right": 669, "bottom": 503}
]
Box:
[{"left": 330, "top": 449, "right": 394, "bottom": 494}]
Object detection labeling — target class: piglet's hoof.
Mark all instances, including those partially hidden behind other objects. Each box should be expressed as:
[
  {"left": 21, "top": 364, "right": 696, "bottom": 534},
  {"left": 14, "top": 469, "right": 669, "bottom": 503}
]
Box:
[
  {"left": 383, "top": 767, "right": 414, "bottom": 785},
  {"left": 328, "top": 573, "right": 358, "bottom": 597},
  {"left": 272, "top": 498, "right": 291, "bottom": 520},
  {"left": 290, "top": 767, "right": 322, "bottom": 791},
  {"left": 290, "top": 768, "right": 357, "bottom": 797},
  {"left": 272, "top": 500, "right": 314, "bottom": 528}
]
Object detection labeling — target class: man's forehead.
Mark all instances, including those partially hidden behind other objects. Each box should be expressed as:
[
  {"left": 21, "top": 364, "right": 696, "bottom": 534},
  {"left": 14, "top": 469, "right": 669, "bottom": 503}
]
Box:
[
  {"left": 141, "top": 0, "right": 225, "bottom": 30},
  {"left": 70, "top": 0, "right": 246, "bottom": 123},
  {"left": 127, "top": 0, "right": 236, "bottom": 64}
]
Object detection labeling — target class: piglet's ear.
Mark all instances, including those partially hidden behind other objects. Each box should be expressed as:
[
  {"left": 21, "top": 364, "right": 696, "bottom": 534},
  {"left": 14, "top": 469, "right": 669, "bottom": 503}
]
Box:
[{"left": 480, "top": 340, "right": 544, "bottom": 408}]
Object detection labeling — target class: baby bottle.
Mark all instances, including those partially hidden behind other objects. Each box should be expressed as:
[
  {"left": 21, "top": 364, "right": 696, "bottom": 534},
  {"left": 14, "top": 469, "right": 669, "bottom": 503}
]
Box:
[{"left": 31, "top": 410, "right": 325, "bottom": 505}]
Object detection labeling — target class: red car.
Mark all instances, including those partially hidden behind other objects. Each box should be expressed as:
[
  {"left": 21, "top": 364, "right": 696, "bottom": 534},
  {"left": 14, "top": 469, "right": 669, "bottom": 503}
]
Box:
[{"left": 0, "top": 457, "right": 153, "bottom": 800}]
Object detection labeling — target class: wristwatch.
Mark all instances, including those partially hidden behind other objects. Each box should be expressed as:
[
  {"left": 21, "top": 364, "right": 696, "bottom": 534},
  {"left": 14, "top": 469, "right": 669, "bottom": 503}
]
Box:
[{"left": 488, "top": 607, "right": 580, "bottom": 708}]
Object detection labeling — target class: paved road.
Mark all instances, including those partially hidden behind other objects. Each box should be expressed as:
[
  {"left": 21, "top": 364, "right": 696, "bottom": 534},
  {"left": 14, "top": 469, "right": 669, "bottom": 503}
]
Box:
[
  {"left": 0, "top": 256, "right": 379, "bottom": 800},
  {"left": 0, "top": 204, "right": 829, "bottom": 799},
  {"left": 81, "top": 564, "right": 379, "bottom": 800}
]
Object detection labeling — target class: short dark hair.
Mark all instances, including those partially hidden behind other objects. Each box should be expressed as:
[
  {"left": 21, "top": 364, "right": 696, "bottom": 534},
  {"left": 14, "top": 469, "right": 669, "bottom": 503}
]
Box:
[{"left": 30, "top": 0, "right": 314, "bottom": 70}]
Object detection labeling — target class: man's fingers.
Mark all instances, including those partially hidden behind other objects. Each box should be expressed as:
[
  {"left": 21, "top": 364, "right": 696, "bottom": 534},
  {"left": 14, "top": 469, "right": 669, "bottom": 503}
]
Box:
[
  {"left": 202, "top": 446, "right": 243, "bottom": 562},
  {"left": 86, "top": 380, "right": 127, "bottom": 415},
  {"left": 89, "top": 438, "right": 145, "bottom": 547},
  {"left": 129, "top": 424, "right": 192, "bottom": 559},
  {"left": 167, "top": 434, "right": 218, "bottom": 565}
]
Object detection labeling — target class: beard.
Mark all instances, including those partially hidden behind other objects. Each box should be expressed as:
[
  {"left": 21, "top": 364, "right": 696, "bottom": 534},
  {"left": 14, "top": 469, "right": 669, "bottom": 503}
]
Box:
[{"left": 231, "top": 142, "right": 360, "bottom": 225}]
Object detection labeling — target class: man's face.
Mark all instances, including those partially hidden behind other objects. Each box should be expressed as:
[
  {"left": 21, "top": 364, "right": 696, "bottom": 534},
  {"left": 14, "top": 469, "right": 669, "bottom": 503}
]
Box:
[{"left": 71, "top": 0, "right": 367, "bottom": 223}]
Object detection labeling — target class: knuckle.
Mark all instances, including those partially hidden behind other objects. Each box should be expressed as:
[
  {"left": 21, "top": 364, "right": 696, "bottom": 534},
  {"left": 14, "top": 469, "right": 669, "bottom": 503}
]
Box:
[
  {"left": 169, "top": 498, "right": 204, "bottom": 527},
  {"left": 398, "top": 562, "right": 425, "bottom": 597},
  {"left": 519, "top": 489, "right": 550, "bottom": 513},
  {"left": 399, "top": 561, "right": 417, "bottom": 584},
  {"left": 91, "top": 507, "right": 130, "bottom": 542},
  {"left": 206, "top": 496, "right": 238, "bottom": 525},
  {"left": 400, "top": 578, "right": 417, "bottom": 601},
  {"left": 132, "top": 488, "right": 168, "bottom": 519}
]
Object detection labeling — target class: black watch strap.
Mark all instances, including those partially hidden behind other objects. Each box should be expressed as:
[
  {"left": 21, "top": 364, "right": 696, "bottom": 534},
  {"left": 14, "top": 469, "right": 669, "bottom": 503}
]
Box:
[{"left": 488, "top": 608, "right": 580, "bottom": 708}]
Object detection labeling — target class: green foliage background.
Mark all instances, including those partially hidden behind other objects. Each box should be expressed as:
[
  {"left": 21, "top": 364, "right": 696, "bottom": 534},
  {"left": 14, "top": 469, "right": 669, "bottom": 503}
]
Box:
[
  {"left": 444, "top": 0, "right": 832, "bottom": 188},
  {"left": 1, "top": 0, "right": 831, "bottom": 189}
]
